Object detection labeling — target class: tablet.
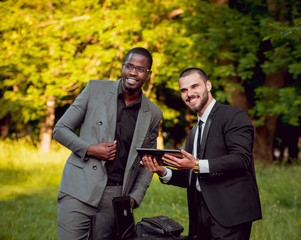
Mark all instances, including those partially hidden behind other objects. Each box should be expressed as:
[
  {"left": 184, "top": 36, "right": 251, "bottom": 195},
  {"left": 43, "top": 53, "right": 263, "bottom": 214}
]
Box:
[{"left": 136, "top": 148, "right": 183, "bottom": 159}]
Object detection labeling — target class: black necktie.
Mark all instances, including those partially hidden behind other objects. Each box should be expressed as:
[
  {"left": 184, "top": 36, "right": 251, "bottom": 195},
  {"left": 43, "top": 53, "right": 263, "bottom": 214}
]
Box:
[
  {"left": 191, "top": 120, "right": 203, "bottom": 190},
  {"left": 197, "top": 120, "right": 203, "bottom": 158}
]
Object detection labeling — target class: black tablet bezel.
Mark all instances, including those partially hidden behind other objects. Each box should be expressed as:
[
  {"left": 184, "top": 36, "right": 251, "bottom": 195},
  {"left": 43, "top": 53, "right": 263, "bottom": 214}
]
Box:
[{"left": 136, "top": 147, "right": 183, "bottom": 159}]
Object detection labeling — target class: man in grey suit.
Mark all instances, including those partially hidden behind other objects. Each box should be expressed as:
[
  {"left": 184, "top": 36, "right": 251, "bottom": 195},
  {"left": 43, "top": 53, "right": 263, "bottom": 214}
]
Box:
[{"left": 53, "top": 47, "right": 162, "bottom": 240}]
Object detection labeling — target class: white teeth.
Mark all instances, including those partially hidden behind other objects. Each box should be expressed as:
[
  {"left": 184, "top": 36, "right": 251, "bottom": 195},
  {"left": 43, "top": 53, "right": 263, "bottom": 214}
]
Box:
[
  {"left": 127, "top": 78, "right": 137, "bottom": 84},
  {"left": 190, "top": 98, "right": 197, "bottom": 104}
]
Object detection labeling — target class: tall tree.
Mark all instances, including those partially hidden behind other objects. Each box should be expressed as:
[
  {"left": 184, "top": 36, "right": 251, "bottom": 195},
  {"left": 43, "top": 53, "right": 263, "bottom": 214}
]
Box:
[
  {"left": 0, "top": 0, "right": 189, "bottom": 150},
  {"left": 177, "top": 0, "right": 301, "bottom": 163},
  {"left": 1, "top": 0, "right": 300, "bottom": 160}
]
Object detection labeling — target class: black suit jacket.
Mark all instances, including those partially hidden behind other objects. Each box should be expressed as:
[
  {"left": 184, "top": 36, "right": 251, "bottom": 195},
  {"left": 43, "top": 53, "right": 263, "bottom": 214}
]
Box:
[{"left": 166, "top": 101, "right": 262, "bottom": 236}]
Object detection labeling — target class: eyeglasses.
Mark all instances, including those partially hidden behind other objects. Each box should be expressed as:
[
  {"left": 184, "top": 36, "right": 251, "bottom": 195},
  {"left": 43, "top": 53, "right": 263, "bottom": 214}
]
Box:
[{"left": 123, "top": 63, "right": 150, "bottom": 74}]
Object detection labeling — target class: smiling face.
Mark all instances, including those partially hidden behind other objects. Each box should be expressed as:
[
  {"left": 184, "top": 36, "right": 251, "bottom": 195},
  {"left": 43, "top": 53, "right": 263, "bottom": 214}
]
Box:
[
  {"left": 121, "top": 53, "right": 152, "bottom": 94},
  {"left": 179, "top": 72, "right": 213, "bottom": 116}
]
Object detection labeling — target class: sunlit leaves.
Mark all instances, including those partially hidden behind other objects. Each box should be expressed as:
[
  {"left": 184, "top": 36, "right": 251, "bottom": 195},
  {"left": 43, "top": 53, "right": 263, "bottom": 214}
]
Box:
[
  {"left": 250, "top": 87, "right": 301, "bottom": 126},
  {"left": 0, "top": 0, "right": 301, "bottom": 142}
]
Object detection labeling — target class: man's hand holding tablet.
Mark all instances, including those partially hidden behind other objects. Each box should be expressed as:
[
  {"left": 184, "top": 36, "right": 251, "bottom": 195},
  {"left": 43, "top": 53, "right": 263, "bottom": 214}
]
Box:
[
  {"left": 136, "top": 148, "right": 184, "bottom": 163},
  {"left": 162, "top": 149, "right": 196, "bottom": 170},
  {"left": 139, "top": 148, "right": 197, "bottom": 177}
]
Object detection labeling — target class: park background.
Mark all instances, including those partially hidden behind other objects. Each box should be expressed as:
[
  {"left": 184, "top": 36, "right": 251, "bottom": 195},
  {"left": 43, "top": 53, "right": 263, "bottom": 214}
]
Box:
[{"left": 0, "top": 0, "right": 301, "bottom": 239}]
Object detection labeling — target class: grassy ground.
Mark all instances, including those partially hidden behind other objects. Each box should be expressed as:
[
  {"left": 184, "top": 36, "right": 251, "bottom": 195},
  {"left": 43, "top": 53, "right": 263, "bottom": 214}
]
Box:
[{"left": 0, "top": 139, "right": 300, "bottom": 239}]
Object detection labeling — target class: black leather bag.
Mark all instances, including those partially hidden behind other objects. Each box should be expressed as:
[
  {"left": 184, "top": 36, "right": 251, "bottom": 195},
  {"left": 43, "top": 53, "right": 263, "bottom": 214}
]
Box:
[{"left": 136, "top": 216, "right": 184, "bottom": 238}]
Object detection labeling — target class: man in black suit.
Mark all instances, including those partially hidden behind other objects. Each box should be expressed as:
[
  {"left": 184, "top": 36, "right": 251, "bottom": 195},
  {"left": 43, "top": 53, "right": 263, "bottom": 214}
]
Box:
[{"left": 142, "top": 68, "right": 262, "bottom": 240}]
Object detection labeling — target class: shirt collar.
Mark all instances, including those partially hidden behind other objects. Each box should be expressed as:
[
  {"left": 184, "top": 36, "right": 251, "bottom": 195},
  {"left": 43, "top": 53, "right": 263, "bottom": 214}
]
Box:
[
  {"left": 117, "top": 81, "right": 142, "bottom": 107},
  {"left": 198, "top": 99, "right": 216, "bottom": 124}
]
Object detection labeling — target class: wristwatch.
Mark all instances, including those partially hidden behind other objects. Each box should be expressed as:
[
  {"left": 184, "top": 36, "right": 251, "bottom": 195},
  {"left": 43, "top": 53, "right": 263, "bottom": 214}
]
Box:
[{"left": 192, "top": 158, "right": 200, "bottom": 173}]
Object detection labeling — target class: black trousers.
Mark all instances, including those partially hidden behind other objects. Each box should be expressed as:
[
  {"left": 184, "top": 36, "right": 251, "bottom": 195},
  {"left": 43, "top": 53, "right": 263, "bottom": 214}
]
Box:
[{"left": 195, "top": 191, "right": 252, "bottom": 240}]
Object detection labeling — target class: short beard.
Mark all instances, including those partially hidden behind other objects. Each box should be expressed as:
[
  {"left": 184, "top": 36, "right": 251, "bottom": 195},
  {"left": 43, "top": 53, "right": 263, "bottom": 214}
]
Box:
[
  {"left": 122, "top": 77, "right": 139, "bottom": 94},
  {"left": 188, "top": 90, "right": 209, "bottom": 113}
]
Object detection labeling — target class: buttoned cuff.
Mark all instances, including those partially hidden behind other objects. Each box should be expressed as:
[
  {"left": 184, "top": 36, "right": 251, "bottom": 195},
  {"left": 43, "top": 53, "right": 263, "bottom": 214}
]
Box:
[
  {"left": 199, "top": 159, "right": 210, "bottom": 173},
  {"left": 159, "top": 167, "right": 172, "bottom": 183}
]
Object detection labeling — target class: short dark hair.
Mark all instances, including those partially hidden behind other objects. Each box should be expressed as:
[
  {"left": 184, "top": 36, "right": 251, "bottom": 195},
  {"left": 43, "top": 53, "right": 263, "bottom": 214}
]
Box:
[
  {"left": 124, "top": 47, "right": 153, "bottom": 70},
  {"left": 179, "top": 68, "right": 208, "bottom": 82}
]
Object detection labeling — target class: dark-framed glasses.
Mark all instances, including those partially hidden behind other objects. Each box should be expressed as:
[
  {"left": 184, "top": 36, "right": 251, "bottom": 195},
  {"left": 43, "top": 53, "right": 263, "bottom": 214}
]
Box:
[{"left": 123, "top": 63, "right": 150, "bottom": 74}]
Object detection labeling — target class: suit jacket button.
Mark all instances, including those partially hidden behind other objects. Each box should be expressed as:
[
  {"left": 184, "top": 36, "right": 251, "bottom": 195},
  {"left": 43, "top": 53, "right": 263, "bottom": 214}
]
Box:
[
  {"left": 99, "top": 121, "right": 103, "bottom": 126},
  {"left": 93, "top": 166, "right": 97, "bottom": 170}
]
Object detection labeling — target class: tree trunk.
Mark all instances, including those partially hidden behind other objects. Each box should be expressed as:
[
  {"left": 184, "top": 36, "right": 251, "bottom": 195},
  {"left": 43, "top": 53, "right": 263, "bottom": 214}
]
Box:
[
  {"left": 0, "top": 114, "right": 10, "bottom": 138},
  {"left": 210, "top": 0, "right": 228, "bottom": 5},
  {"left": 40, "top": 96, "right": 56, "bottom": 152},
  {"left": 253, "top": 116, "right": 278, "bottom": 164},
  {"left": 228, "top": 75, "right": 250, "bottom": 113},
  {"left": 253, "top": 70, "right": 286, "bottom": 164},
  {"left": 225, "top": 63, "right": 285, "bottom": 164},
  {"left": 252, "top": 0, "right": 288, "bottom": 164},
  {"left": 157, "top": 124, "right": 164, "bottom": 149}
]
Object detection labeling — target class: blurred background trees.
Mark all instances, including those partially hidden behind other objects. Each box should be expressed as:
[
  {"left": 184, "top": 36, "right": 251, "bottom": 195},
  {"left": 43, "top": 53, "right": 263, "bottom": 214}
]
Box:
[{"left": 0, "top": 0, "right": 300, "bottom": 164}]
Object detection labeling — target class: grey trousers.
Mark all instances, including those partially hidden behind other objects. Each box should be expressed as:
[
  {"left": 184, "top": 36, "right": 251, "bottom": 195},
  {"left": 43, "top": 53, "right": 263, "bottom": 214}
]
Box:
[{"left": 57, "top": 186, "right": 123, "bottom": 240}]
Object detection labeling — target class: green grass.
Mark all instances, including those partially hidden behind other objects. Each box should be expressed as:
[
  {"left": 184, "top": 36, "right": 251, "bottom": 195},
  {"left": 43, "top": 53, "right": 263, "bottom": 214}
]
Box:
[{"left": 0, "top": 139, "right": 300, "bottom": 239}]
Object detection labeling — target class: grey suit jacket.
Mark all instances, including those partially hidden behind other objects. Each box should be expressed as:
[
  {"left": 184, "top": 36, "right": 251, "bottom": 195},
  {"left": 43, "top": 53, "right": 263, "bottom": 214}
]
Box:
[{"left": 53, "top": 79, "right": 162, "bottom": 207}]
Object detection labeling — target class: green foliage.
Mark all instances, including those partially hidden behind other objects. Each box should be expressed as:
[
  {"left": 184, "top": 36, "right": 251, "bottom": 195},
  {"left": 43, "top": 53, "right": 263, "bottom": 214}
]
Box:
[
  {"left": 263, "top": 18, "right": 301, "bottom": 43},
  {"left": 250, "top": 86, "right": 301, "bottom": 126},
  {"left": 182, "top": 2, "right": 261, "bottom": 80},
  {"left": 261, "top": 44, "right": 293, "bottom": 74},
  {"left": 0, "top": 0, "right": 192, "bottom": 137},
  {"left": 0, "top": 141, "right": 301, "bottom": 239},
  {"left": 1, "top": 0, "right": 301, "bottom": 151},
  {"left": 181, "top": 1, "right": 301, "bottom": 130}
]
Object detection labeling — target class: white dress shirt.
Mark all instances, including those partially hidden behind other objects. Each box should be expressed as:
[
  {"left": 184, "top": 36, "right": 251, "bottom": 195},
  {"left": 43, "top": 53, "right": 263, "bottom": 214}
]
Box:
[{"left": 160, "top": 99, "right": 216, "bottom": 191}]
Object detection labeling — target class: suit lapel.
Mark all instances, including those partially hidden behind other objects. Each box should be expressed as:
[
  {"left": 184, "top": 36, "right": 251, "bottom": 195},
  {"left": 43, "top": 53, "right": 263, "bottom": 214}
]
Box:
[
  {"left": 123, "top": 94, "right": 151, "bottom": 192},
  {"left": 98, "top": 80, "right": 119, "bottom": 168},
  {"left": 186, "top": 125, "right": 197, "bottom": 186},
  {"left": 128, "top": 94, "right": 151, "bottom": 160},
  {"left": 105, "top": 80, "right": 120, "bottom": 139},
  {"left": 186, "top": 101, "right": 220, "bottom": 185},
  {"left": 199, "top": 101, "right": 220, "bottom": 158}
]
